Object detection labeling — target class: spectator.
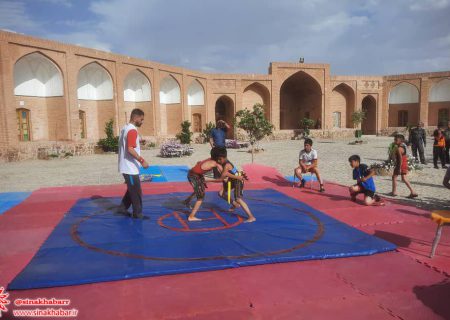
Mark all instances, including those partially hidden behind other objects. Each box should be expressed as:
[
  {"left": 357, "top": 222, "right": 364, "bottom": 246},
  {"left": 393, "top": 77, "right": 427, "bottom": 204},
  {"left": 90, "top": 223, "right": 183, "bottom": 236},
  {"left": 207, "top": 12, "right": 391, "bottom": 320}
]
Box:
[
  {"left": 408, "top": 122, "right": 427, "bottom": 164},
  {"left": 209, "top": 120, "right": 230, "bottom": 148},
  {"left": 444, "top": 120, "right": 450, "bottom": 164}
]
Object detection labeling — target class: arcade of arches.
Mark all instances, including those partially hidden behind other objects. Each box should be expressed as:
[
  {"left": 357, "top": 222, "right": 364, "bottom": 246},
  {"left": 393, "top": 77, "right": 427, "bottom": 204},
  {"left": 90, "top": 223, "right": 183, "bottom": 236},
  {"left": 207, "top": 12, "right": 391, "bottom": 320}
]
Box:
[{"left": 2, "top": 30, "right": 450, "bottom": 155}]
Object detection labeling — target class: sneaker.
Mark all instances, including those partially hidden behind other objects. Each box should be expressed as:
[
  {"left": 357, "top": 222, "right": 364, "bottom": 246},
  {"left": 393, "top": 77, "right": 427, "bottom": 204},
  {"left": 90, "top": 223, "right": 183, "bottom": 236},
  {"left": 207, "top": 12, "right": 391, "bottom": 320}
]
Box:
[
  {"left": 443, "top": 166, "right": 448, "bottom": 169},
  {"left": 300, "top": 179, "right": 306, "bottom": 188},
  {"left": 434, "top": 166, "right": 439, "bottom": 169},
  {"left": 319, "top": 184, "right": 325, "bottom": 192}
]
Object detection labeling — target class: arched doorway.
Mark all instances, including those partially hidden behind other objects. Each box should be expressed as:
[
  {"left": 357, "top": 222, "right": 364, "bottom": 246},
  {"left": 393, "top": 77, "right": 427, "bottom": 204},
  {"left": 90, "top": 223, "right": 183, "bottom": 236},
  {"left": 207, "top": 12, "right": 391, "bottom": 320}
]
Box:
[
  {"left": 330, "top": 83, "right": 355, "bottom": 128},
  {"left": 159, "top": 75, "right": 182, "bottom": 135},
  {"left": 77, "top": 62, "right": 114, "bottom": 140},
  {"left": 123, "top": 69, "right": 153, "bottom": 136},
  {"left": 361, "top": 95, "right": 377, "bottom": 134},
  {"left": 243, "top": 82, "right": 270, "bottom": 120},
  {"left": 14, "top": 52, "right": 66, "bottom": 141},
  {"left": 280, "top": 71, "right": 322, "bottom": 130},
  {"left": 388, "top": 82, "right": 419, "bottom": 127},
  {"left": 188, "top": 80, "right": 205, "bottom": 133},
  {"left": 428, "top": 78, "right": 450, "bottom": 127},
  {"left": 215, "top": 96, "right": 234, "bottom": 138}
]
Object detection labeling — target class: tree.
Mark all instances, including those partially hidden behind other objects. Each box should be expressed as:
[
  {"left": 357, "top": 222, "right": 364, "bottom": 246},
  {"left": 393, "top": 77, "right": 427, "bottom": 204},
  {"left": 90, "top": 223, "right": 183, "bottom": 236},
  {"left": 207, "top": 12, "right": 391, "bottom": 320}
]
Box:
[
  {"left": 351, "top": 110, "right": 366, "bottom": 140},
  {"left": 98, "top": 119, "right": 119, "bottom": 152},
  {"left": 299, "top": 118, "right": 316, "bottom": 137},
  {"left": 176, "top": 120, "right": 193, "bottom": 144},
  {"left": 235, "top": 103, "right": 274, "bottom": 163}
]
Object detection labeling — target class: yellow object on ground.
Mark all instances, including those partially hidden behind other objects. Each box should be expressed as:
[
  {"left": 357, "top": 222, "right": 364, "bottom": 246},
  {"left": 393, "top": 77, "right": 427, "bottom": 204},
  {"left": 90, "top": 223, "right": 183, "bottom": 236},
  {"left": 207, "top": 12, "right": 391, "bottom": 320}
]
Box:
[
  {"left": 430, "top": 210, "right": 450, "bottom": 258},
  {"left": 431, "top": 210, "right": 450, "bottom": 226},
  {"left": 227, "top": 181, "right": 231, "bottom": 204}
]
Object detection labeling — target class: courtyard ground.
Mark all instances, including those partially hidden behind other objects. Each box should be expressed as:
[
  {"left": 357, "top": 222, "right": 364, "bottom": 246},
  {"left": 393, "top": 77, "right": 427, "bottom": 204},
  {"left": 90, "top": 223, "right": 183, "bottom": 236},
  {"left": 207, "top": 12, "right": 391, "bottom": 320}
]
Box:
[{"left": 0, "top": 136, "right": 448, "bottom": 211}]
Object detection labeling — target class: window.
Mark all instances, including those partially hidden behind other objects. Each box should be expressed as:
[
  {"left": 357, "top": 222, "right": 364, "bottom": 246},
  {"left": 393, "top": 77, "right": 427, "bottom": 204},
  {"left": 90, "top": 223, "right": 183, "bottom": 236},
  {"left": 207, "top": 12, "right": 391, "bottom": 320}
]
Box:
[
  {"left": 17, "top": 108, "right": 31, "bottom": 141},
  {"left": 398, "top": 110, "right": 408, "bottom": 127},
  {"left": 332, "top": 112, "right": 341, "bottom": 128},
  {"left": 438, "top": 108, "right": 449, "bottom": 127},
  {"left": 79, "top": 110, "right": 87, "bottom": 139},
  {"left": 192, "top": 113, "right": 202, "bottom": 133}
]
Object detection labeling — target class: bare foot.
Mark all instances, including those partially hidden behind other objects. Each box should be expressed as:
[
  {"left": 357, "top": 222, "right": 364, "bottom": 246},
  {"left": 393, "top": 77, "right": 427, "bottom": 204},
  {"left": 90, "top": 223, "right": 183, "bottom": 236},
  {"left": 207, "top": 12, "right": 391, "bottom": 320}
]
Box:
[
  {"left": 188, "top": 216, "right": 202, "bottom": 222},
  {"left": 245, "top": 217, "right": 256, "bottom": 223},
  {"left": 373, "top": 201, "right": 385, "bottom": 206},
  {"left": 228, "top": 204, "right": 241, "bottom": 212}
]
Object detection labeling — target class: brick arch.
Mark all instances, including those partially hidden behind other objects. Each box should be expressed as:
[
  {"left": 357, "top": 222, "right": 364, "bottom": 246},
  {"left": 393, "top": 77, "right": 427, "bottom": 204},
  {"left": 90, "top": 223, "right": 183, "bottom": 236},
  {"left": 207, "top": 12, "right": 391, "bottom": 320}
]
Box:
[
  {"left": 77, "top": 62, "right": 116, "bottom": 140},
  {"left": 243, "top": 82, "right": 271, "bottom": 120},
  {"left": 280, "top": 71, "right": 322, "bottom": 130},
  {"left": 215, "top": 95, "right": 235, "bottom": 139},
  {"left": 13, "top": 51, "right": 69, "bottom": 142},
  {"left": 330, "top": 83, "right": 355, "bottom": 128},
  {"left": 388, "top": 82, "right": 420, "bottom": 127},
  {"left": 14, "top": 51, "right": 64, "bottom": 97},
  {"left": 361, "top": 95, "right": 377, "bottom": 134}
]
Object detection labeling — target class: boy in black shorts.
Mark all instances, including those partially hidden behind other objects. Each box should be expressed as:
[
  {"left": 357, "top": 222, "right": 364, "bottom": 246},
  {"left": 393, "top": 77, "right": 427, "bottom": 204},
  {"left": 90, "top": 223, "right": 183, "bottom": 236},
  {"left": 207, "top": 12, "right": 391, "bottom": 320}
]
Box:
[
  {"left": 184, "top": 147, "right": 244, "bottom": 221},
  {"left": 218, "top": 158, "right": 255, "bottom": 223},
  {"left": 348, "top": 155, "right": 384, "bottom": 206}
]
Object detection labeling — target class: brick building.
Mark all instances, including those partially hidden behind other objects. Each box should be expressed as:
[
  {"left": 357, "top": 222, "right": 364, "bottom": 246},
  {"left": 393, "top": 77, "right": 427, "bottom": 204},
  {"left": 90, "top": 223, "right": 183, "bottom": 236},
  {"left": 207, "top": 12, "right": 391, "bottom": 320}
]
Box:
[{"left": 1, "top": 30, "right": 449, "bottom": 159}]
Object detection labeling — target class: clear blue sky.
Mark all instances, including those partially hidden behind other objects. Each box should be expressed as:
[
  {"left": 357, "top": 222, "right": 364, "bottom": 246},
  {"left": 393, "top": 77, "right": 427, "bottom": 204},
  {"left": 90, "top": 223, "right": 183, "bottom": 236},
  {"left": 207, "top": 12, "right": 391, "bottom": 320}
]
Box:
[{"left": 1, "top": 0, "right": 449, "bottom": 75}]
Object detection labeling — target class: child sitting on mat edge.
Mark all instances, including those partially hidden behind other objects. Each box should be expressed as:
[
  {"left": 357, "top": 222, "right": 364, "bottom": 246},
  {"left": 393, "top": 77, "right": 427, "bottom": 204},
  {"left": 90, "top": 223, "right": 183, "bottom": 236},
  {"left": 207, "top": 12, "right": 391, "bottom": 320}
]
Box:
[
  {"left": 348, "top": 155, "right": 384, "bottom": 206},
  {"left": 294, "top": 138, "right": 325, "bottom": 192}
]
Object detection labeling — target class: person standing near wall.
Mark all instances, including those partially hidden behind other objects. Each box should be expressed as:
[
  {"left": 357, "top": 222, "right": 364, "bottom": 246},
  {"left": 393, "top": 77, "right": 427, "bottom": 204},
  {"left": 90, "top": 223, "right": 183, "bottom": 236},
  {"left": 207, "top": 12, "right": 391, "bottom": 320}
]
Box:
[
  {"left": 209, "top": 120, "right": 230, "bottom": 148},
  {"left": 408, "top": 122, "right": 427, "bottom": 164},
  {"left": 444, "top": 120, "right": 450, "bottom": 164},
  {"left": 117, "top": 108, "right": 149, "bottom": 219},
  {"left": 433, "top": 129, "right": 447, "bottom": 169}
]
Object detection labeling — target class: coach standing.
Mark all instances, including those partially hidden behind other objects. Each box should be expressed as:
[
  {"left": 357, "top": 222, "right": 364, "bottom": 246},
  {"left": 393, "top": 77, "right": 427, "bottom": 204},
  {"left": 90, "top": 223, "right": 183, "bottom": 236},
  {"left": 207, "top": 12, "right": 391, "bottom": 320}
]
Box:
[
  {"left": 210, "top": 120, "right": 230, "bottom": 148},
  {"left": 408, "top": 122, "right": 427, "bottom": 164},
  {"left": 118, "top": 108, "right": 149, "bottom": 219}
]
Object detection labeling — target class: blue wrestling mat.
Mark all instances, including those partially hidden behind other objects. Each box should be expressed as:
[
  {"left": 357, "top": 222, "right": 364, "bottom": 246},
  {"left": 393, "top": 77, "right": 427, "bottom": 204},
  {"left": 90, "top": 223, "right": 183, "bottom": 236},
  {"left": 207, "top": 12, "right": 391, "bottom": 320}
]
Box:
[
  {"left": 0, "top": 192, "right": 31, "bottom": 215},
  {"left": 140, "top": 165, "right": 189, "bottom": 182},
  {"left": 285, "top": 175, "right": 317, "bottom": 183},
  {"left": 8, "top": 189, "right": 396, "bottom": 290}
]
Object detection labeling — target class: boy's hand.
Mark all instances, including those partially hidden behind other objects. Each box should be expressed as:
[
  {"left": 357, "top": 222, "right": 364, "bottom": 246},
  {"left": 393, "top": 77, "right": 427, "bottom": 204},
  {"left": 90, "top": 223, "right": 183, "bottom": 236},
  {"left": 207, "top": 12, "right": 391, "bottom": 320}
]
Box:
[{"left": 142, "top": 160, "right": 149, "bottom": 169}]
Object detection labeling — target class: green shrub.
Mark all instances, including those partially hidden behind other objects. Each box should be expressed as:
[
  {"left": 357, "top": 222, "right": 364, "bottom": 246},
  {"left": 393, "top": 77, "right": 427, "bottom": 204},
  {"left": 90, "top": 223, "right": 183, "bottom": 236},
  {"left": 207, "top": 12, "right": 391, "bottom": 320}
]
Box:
[
  {"left": 299, "top": 118, "right": 315, "bottom": 137},
  {"left": 98, "top": 119, "right": 119, "bottom": 152},
  {"left": 201, "top": 122, "right": 215, "bottom": 143},
  {"left": 176, "top": 121, "right": 193, "bottom": 144}
]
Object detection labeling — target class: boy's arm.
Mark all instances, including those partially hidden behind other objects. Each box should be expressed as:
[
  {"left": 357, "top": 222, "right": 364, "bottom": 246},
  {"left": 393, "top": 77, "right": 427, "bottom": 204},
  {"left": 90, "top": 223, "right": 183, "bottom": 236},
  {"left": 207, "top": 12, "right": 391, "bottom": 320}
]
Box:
[
  {"left": 361, "top": 169, "right": 375, "bottom": 182},
  {"left": 209, "top": 137, "right": 214, "bottom": 148}
]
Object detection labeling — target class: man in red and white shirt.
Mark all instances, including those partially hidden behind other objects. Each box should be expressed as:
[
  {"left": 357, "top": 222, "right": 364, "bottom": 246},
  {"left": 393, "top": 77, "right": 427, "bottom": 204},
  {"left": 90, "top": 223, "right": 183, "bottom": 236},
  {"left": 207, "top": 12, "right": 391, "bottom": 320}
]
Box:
[{"left": 118, "top": 108, "right": 149, "bottom": 218}]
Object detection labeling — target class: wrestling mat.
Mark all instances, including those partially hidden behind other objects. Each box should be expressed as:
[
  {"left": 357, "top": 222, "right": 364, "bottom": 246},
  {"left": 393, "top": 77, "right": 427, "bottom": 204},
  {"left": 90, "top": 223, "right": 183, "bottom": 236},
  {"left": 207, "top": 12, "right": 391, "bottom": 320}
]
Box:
[{"left": 8, "top": 189, "right": 395, "bottom": 290}]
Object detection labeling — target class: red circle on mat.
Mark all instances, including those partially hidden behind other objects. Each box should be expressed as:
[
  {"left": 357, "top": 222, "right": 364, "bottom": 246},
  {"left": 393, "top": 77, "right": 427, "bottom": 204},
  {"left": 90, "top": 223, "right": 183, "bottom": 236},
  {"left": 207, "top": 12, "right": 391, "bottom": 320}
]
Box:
[
  {"left": 158, "top": 209, "right": 244, "bottom": 232},
  {"left": 71, "top": 197, "right": 324, "bottom": 261}
]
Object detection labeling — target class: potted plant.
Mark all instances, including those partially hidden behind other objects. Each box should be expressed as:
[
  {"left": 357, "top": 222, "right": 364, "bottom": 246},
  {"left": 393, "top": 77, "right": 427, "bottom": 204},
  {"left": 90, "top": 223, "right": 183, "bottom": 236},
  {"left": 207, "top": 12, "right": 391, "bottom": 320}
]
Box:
[
  {"left": 299, "top": 117, "right": 316, "bottom": 137},
  {"left": 351, "top": 110, "right": 366, "bottom": 141}
]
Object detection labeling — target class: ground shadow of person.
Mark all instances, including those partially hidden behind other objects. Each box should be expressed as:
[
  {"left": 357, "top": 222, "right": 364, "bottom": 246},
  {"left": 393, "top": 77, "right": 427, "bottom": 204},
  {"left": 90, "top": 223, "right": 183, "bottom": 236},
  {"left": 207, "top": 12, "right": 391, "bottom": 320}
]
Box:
[
  {"left": 373, "top": 230, "right": 412, "bottom": 248},
  {"left": 262, "top": 175, "right": 294, "bottom": 187},
  {"left": 413, "top": 281, "right": 450, "bottom": 319}
]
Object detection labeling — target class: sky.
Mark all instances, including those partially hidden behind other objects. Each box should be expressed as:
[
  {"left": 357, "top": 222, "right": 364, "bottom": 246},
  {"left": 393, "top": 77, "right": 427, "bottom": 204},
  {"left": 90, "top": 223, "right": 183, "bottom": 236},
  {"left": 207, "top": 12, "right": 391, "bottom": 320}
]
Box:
[{"left": 0, "top": 0, "right": 449, "bottom": 75}]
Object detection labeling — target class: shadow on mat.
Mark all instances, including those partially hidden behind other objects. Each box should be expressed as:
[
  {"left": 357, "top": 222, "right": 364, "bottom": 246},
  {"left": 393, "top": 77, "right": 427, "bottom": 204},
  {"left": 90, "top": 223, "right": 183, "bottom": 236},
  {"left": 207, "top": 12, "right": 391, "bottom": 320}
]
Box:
[
  {"left": 262, "top": 175, "right": 292, "bottom": 187},
  {"left": 301, "top": 190, "right": 350, "bottom": 202},
  {"left": 414, "top": 281, "right": 450, "bottom": 319},
  {"left": 373, "top": 230, "right": 412, "bottom": 248},
  {"left": 89, "top": 195, "right": 119, "bottom": 212}
]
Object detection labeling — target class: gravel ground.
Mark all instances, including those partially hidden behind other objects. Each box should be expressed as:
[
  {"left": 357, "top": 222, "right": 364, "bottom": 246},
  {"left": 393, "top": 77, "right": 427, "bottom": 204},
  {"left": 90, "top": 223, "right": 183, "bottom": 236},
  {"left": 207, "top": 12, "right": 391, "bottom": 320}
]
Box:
[{"left": 0, "top": 136, "right": 448, "bottom": 210}]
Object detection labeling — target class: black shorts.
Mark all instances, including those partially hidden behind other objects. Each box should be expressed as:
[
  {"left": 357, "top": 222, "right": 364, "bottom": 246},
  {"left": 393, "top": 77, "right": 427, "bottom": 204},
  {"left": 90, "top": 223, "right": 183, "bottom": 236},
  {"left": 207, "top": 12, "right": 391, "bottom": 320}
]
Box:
[
  {"left": 187, "top": 173, "right": 206, "bottom": 199},
  {"left": 358, "top": 186, "right": 375, "bottom": 199},
  {"left": 222, "top": 179, "right": 244, "bottom": 200}
]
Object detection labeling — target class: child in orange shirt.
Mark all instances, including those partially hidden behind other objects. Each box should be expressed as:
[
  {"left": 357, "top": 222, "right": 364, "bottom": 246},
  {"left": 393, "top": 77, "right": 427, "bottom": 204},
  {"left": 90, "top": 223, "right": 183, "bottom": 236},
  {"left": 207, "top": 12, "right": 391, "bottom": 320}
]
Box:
[{"left": 433, "top": 129, "right": 448, "bottom": 169}]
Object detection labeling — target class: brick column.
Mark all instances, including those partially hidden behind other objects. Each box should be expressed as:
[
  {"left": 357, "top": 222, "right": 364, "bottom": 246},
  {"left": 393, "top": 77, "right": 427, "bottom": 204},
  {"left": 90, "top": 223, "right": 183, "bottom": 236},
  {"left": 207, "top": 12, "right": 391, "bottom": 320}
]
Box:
[{"left": 419, "top": 77, "right": 429, "bottom": 126}]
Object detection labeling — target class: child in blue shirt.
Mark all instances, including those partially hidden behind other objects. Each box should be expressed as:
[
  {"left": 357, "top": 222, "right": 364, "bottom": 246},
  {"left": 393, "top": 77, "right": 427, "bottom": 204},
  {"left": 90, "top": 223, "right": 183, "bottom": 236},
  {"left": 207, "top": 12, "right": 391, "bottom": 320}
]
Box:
[{"left": 348, "top": 155, "right": 384, "bottom": 206}]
